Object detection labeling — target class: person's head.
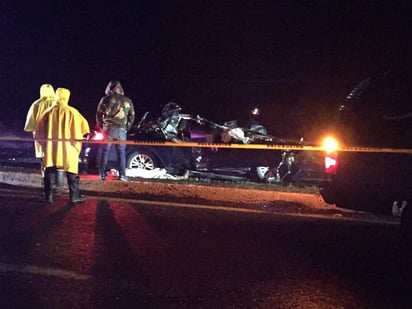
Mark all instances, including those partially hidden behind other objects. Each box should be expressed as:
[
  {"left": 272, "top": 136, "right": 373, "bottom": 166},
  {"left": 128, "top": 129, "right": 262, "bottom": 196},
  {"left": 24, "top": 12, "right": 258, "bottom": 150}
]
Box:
[
  {"left": 55, "top": 88, "right": 70, "bottom": 105},
  {"left": 105, "top": 80, "right": 124, "bottom": 95},
  {"left": 39, "top": 84, "right": 55, "bottom": 100}
]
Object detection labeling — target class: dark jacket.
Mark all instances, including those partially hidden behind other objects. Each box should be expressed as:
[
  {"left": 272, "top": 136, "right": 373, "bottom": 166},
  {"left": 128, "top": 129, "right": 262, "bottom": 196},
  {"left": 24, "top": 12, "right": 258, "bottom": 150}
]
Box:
[{"left": 96, "top": 81, "right": 135, "bottom": 130}]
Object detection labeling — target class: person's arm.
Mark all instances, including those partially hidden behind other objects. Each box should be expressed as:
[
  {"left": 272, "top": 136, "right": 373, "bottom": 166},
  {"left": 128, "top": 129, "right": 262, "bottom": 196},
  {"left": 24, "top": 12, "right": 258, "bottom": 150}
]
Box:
[
  {"left": 24, "top": 103, "right": 37, "bottom": 132},
  {"left": 126, "top": 100, "right": 135, "bottom": 131},
  {"left": 95, "top": 98, "right": 105, "bottom": 129}
]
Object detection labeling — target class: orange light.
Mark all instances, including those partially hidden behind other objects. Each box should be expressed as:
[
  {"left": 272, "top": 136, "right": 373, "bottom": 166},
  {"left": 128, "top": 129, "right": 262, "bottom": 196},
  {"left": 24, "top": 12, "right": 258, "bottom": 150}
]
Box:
[{"left": 322, "top": 136, "right": 339, "bottom": 153}]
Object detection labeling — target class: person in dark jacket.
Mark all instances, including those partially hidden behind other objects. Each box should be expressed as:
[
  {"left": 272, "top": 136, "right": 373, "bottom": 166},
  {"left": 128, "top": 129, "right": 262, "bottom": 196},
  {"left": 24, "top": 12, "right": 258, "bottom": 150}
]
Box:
[{"left": 96, "top": 80, "right": 135, "bottom": 181}]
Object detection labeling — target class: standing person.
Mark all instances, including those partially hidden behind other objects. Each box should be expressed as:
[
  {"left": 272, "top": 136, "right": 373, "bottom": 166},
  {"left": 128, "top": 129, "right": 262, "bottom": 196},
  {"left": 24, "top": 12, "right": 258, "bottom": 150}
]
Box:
[
  {"left": 24, "top": 83, "right": 55, "bottom": 165},
  {"left": 96, "top": 80, "right": 135, "bottom": 181},
  {"left": 24, "top": 84, "right": 67, "bottom": 192},
  {"left": 36, "top": 88, "right": 90, "bottom": 204}
]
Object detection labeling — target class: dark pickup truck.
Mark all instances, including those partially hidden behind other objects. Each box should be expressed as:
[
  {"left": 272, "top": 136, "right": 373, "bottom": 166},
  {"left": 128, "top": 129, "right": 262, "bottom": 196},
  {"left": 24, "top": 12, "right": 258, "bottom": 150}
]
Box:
[{"left": 320, "top": 68, "right": 412, "bottom": 234}]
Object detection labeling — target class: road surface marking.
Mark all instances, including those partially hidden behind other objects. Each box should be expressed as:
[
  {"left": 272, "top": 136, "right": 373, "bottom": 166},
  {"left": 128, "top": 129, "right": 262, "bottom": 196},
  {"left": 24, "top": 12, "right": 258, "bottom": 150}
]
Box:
[
  {"left": 98, "top": 196, "right": 399, "bottom": 225},
  {"left": 0, "top": 262, "right": 92, "bottom": 280}
]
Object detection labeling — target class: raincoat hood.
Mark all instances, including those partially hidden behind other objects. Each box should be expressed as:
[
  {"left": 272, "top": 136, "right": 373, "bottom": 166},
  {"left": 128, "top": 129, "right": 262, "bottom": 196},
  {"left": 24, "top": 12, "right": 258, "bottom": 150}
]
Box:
[
  {"left": 40, "top": 84, "right": 55, "bottom": 99},
  {"left": 105, "top": 80, "right": 124, "bottom": 95},
  {"left": 25, "top": 84, "right": 57, "bottom": 157},
  {"left": 55, "top": 88, "right": 71, "bottom": 105}
]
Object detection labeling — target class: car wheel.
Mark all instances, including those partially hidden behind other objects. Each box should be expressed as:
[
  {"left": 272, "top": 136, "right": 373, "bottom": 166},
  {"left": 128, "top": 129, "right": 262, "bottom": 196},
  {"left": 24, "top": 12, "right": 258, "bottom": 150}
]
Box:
[
  {"left": 255, "top": 166, "right": 272, "bottom": 181},
  {"left": 126, "top": 151, "right": 158, "bottom": 170}
]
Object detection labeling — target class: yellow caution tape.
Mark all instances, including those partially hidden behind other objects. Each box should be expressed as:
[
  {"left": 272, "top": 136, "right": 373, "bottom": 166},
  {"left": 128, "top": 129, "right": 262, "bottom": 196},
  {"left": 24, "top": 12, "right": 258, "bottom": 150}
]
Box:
[{"left": 1, "top": 137, "right": 412, "bottom": 154}]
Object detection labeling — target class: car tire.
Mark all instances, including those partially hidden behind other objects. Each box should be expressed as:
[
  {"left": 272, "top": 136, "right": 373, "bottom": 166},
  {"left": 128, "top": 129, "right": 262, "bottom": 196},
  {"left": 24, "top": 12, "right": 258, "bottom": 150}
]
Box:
[
  {"left": 255, "top": 165, "right": 284, "bottom": 182},
  {"left": 255, "top": 166, "right": 270, "bottom": 181},
  {"left": 126, "top": 151, "right": 159, "bottom": 170}
]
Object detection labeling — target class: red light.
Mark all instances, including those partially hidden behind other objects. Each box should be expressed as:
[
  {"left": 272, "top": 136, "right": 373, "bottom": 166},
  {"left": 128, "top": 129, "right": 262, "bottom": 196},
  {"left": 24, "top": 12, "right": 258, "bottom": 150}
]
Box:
[
  {"left": 325, "top": 154, "right": 338, "bottom": 174},
  {"left": 93, "top": 132, "right": 105, "bottom": 141}
]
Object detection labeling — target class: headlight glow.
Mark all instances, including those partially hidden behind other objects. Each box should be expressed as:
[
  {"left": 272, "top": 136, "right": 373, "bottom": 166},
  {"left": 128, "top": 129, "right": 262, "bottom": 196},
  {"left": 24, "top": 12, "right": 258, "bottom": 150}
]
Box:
[
  {"left": 93, "top": 132, "right": 105, "bottom": 141},
  {"left": 322, "top": 136, "right": 339, "bottom": 153}
]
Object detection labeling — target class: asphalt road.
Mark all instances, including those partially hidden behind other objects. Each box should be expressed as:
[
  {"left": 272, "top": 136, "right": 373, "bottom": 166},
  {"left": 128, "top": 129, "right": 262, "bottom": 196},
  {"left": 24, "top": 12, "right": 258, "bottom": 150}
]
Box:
[{"left": 0, "top": 184, "right": 410, "bottom": 308}]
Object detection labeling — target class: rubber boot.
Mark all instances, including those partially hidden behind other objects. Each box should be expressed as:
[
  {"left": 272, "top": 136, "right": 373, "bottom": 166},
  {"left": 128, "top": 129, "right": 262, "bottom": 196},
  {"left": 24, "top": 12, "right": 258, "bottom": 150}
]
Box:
[
  {"left": 67, "top": 173, "right": 86, "bottom": 204},
  {"left": 43, "top": 167, "right": 54, "bottom": 203},
  {"left": 55, "top": 169, "right": 69, "bottom": 194}
]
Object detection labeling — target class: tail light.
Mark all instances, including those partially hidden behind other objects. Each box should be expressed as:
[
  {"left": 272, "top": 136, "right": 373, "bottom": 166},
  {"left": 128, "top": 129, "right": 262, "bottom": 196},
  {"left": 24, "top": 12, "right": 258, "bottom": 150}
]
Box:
[
  {"left": 92, "top": 131, "right": 105, "bottom": 141},
  {"left": 321, "top": 136, "right": 339, "bottom": 175},
  {"left": 325, "top": 152, "right": 338, "bottom": 174}
]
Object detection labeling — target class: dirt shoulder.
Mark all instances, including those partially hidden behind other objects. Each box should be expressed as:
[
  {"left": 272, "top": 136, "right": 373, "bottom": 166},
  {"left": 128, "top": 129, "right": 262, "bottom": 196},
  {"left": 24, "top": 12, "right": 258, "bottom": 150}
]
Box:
[{"left": 0, "top": 166, "right": 396, "bottom": 222}]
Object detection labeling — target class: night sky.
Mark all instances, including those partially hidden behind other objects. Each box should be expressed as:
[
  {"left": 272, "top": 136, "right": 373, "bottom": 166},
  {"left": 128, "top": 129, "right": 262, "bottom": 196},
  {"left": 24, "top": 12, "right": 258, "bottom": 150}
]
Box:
[{"left": 1, "top": 1, "right": 411, "bottom": 135}]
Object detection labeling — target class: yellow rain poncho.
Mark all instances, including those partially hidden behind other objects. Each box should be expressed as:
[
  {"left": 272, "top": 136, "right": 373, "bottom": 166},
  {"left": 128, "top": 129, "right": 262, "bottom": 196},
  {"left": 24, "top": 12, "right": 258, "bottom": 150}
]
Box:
[
  {"left": 24, "top": 84, "right": 56, "bottom": 158},
  {"left": 36, "top": 88, "right": 90, "bottom": 174}
]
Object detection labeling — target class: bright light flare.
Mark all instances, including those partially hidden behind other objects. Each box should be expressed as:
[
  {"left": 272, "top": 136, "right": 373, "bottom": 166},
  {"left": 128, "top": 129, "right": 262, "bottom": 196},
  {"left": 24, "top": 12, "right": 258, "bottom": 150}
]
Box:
[
  {"left": 324, "top": 156, "right": 338, "bottom": 174},
  {"left": 322, "top": 136, "right": 339, "bottom": 153},
  {"left": 93, "top": 132, "right": 105, "bottom": 141},
  {"left": 325, "top": 157, "right": 337, "bottom": 169}
]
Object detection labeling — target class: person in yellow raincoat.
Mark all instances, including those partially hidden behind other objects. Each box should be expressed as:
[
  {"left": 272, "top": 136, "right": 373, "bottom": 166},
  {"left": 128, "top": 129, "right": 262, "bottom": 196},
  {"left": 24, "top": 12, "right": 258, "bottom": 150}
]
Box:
[
  {"left": 24, "top": 83, "right": 56, "bottom": 159},
  {"left": 36, "top": 88, "right": 90, "bottom": 203},
  {"left": 24, "top": 84, "right": 67, "bottom": 192}
]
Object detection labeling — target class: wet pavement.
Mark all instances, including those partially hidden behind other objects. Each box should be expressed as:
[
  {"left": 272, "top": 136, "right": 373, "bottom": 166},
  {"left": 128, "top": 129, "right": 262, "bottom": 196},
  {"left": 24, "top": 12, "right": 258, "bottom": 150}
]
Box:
[{"left": 0, "top": 184, "right": 410, "bottom": 308}]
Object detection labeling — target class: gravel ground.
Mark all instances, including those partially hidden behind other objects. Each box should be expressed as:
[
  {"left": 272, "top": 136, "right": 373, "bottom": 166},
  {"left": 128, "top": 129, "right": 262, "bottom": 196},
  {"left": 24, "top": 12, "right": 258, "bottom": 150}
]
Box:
[{"left": 0, "top": 166, "right": 399, "bottom": 224}]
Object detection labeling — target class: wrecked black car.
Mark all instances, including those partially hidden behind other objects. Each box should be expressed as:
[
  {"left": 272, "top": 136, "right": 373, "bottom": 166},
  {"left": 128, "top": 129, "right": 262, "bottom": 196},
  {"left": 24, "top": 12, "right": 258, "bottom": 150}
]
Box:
[{"left": 80, "top": 102, "right": 331, "bottom": 184}]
